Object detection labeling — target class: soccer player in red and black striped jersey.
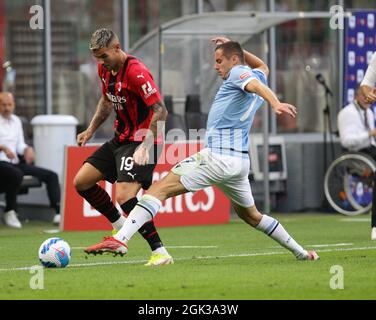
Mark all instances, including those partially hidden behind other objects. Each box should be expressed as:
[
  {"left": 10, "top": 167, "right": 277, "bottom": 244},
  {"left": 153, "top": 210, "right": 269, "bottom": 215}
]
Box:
[{"left": 73, "top": 28, "right": 173, "bottom": 266}]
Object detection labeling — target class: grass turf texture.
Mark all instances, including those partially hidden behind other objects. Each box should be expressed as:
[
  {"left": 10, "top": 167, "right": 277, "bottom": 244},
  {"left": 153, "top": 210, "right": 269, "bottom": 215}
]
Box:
[{"left": 0, "top": 213, "right": 375, "bottom": 300}]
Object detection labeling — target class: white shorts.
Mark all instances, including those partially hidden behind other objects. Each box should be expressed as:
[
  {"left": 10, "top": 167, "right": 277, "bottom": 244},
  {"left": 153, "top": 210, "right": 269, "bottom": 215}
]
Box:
[{"left": 171, "top": 148, "right": 254, "bottom": 208}]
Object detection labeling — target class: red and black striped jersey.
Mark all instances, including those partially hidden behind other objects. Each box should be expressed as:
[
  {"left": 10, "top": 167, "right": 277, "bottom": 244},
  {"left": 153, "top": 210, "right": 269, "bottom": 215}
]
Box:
[{"left": 98, "top": 55, "right": 162, "bottom": 143}]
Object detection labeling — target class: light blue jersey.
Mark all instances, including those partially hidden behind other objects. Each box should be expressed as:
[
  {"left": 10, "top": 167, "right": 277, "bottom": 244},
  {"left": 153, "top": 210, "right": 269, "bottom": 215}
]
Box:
[{"left": 206, "top": 65, "right": 267, "bottom": 158}]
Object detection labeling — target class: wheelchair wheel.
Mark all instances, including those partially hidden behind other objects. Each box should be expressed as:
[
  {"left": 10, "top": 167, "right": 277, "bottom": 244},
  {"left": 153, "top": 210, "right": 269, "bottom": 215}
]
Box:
[{"left": 324, "top": 153, "right": 375, "bottom": 215}]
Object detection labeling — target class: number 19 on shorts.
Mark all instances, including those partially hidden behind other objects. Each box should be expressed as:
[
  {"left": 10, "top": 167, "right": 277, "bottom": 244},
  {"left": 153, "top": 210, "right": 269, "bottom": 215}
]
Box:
[{"left": 120, "top": 156, "right": 134, "bottom": 172}]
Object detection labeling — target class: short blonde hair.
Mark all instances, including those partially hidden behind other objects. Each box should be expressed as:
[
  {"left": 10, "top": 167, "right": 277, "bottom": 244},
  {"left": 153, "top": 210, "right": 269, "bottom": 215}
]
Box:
[{"left": 89, "top": 28, "right": 119, "bottom": 51}]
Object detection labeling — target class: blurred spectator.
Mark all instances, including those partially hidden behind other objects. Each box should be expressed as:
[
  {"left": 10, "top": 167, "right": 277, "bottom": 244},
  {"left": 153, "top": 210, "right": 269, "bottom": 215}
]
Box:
[
  {"left": 338, "top": 86, "right": 376, "bottom": 240},
  {"left": 0, "top": 92, "right": 61, "bottom": 227},
  {"left": 0, "top": 158, "right": 23, "bottom": 228},
  {"left": 337, "top": 87, "right": 376, "bottom": 157},
  {"left": 360, "top": 52, "right": 376, "bottom": 105}
]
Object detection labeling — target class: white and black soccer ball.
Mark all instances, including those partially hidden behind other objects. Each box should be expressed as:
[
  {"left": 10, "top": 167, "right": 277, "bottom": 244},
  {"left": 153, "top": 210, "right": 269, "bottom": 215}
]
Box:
[{"left": 38, "top": 238, "right": 71, "bottom": 268}]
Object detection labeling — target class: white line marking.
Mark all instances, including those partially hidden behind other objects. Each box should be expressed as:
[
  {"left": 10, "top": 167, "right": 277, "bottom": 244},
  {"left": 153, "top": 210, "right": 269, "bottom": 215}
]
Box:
[
  {"left": 315, "top": 246, "right": 376, "bottom": 253},
  {"left": 270, "top": 243, "right": 354, "bottom": 249},
  {"left": 43, "top": 229, "right": 60, "bottom": 234},
  {"left": 339, "top": 218, "right": 370, "bottom": 222},
  {"left": 166, "top": 246, "right": 218, "bottom": 249},
  {"left": 1, "top": 246, "right": 376, "bottom": 272},
  {"left": 309, "top": 243, "right": 354, "bottom": 248},
  {"left": 71, "top": 245, "right": 218, "bottom": 250}
]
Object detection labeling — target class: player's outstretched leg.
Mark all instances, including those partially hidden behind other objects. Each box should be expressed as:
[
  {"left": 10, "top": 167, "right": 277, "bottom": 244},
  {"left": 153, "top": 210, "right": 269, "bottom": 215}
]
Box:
[
  {"left": 234, "top": 203, "right": 319, "bottom": 261},
  {"left": 120, "top": 198, "right": 173, "bottom": 266},
  {"left": 84, "top": 172, "right": 187, "bottom": 261},
  {"left": 256, "top": 214, "right": 319, "bottom": 260},
  {"left": 84, "top": 195, "right": 162, "bottom": 256}
]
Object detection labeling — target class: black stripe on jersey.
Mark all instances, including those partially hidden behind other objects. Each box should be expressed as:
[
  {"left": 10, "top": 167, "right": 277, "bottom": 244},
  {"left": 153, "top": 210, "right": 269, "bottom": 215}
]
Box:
[
  {"left": 136, "top": 95, "right": 150, "bottom": 124},
  {"left": 115, "top": 113, "right": 126, "bottom": 137}
]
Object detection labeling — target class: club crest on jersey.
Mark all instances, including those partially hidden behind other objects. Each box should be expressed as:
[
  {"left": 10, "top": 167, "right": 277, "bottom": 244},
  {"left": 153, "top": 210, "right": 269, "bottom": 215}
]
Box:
[{"left": 240, "top": 72, "right": 252, "bottom": 80}]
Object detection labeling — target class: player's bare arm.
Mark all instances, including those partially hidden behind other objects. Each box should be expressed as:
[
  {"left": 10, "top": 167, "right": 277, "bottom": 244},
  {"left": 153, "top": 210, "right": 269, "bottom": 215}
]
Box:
[
  {"left": 245, "top": 79, "right": 297, "bottom": 118},
  {"left": 133, "top": 100, "right": 168, "bottom": 165},
  {"left": 77, "top": 96, "right": 113, "bottom": 146},
  {"left": 211, "top": 36, "right": 269, "bottom": 76},
  {"left": 242, "top": 51, "right": 269, "bottom": 76}
]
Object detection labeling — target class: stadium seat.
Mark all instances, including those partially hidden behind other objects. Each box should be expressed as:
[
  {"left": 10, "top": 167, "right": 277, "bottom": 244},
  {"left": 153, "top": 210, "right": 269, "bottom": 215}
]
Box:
[
  {"left": 163, "top": 95, "right": 188, "bottom": 139},
  {"left": 185, "top": 112, "right": 207, "bottom": 132},
  {"left": 18, "top": 175, "right": 42, "bottom": 195},
  {"left": 184, "top": 95, "right": 207, "bottom": 140},
  {"left": 0, "top": 175, "right": 42, "bottom": 209},
  {"left": 163, "top": 95, "right": 174, "bottom": 113},
  {"left": 19, "top": 116, "right": 33, "bottom": 145},
  {"left": 165, "top": 114, "right": 188, "bottom": 138},
  {"left": 185, "top": 94, "right": 201, "bottom": 113}
]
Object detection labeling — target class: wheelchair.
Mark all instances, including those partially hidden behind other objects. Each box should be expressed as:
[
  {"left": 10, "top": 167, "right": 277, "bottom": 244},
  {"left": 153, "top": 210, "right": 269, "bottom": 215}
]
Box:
[{"left": 324, "top": 152, "right": 376, "bottom": 215}]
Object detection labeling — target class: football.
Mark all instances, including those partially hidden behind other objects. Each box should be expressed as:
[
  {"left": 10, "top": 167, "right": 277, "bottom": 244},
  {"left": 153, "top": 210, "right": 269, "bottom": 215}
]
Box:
[{"left": 38, "top": 238, "right": 71, "bottom": 268}]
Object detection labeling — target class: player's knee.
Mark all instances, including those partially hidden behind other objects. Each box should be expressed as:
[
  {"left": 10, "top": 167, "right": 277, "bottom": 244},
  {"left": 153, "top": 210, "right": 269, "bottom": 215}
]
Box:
[{"left": 73, "top": 174, "right": 89, "bottom": 192}]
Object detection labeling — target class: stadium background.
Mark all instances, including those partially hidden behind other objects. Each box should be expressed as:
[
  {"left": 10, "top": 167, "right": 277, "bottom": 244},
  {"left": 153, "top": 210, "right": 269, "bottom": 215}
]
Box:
[
  {"left": 0, "top": 0, "right": 375, "bottom": 217},
  {"left": 0, "top": 0, "right": 376, "bottom": 302}
]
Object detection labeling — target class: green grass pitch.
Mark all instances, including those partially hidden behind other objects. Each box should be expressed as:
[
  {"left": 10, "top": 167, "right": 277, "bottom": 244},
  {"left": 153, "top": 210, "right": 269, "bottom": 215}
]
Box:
[{"left": 0, "top": 213, "right": 375, "bottom": 300}]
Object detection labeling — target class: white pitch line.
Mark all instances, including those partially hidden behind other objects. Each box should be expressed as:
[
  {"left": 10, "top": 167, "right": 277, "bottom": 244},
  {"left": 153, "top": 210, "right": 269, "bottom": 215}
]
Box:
[
  {"left": 314, "top": 246, "right": 376, "bottom": 253},
  {"left": 339, "top": 218, "right": 370, "bottom": 222},
  {"left": 1, "top": 246, "right": 375, "bottom": 272},
  {"left": 71, "top": 245, "right": 218, "bottom": 250},
  {"left": 166, "top": 246, "right": 218, "bottom": 249},
  {"left": 270, "top": 243, "right": 354, "bottom": 249},
  {"left": 309, "top": 243, "right": 354, "bottom": 248}
]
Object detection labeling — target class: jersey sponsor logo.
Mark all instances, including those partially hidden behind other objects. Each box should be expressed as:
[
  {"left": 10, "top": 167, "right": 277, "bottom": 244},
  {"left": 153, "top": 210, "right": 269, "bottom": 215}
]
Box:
[
  {"left": 137, "top": 74, "right": 145, "bottom": 79},
  {"left": 141, "top": 81, "right": 158, "bottom": 99},
  {"left": 240, "top": 72, "right": 252, "bottom": 80},
  {"left": 106, "top": 92, "right": 127, "bottom": 104},
  {"left": 113, "top": 104, "right": 124, "bottom": 111}
]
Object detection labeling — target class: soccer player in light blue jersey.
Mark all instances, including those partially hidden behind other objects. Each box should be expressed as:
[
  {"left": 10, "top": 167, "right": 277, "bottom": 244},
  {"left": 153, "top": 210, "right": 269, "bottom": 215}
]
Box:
[{"left": 85, "top": 37, "right": 319, "bottom": 261}]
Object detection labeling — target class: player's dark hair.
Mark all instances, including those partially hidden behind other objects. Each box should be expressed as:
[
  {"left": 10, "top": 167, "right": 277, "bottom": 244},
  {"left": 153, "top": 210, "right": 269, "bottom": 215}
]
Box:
[
  {"left": 89, "top": 28, "right": 118, "bottom": 51},
  {"left": 215, "top": 41, "right": 245, "bottom": 64}
]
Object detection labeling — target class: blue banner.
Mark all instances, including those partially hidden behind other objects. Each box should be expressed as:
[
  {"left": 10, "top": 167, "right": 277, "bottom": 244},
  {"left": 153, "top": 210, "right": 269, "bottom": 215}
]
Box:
[{"left": 344, "top": 10, "right": 376, "bottom": 108}]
